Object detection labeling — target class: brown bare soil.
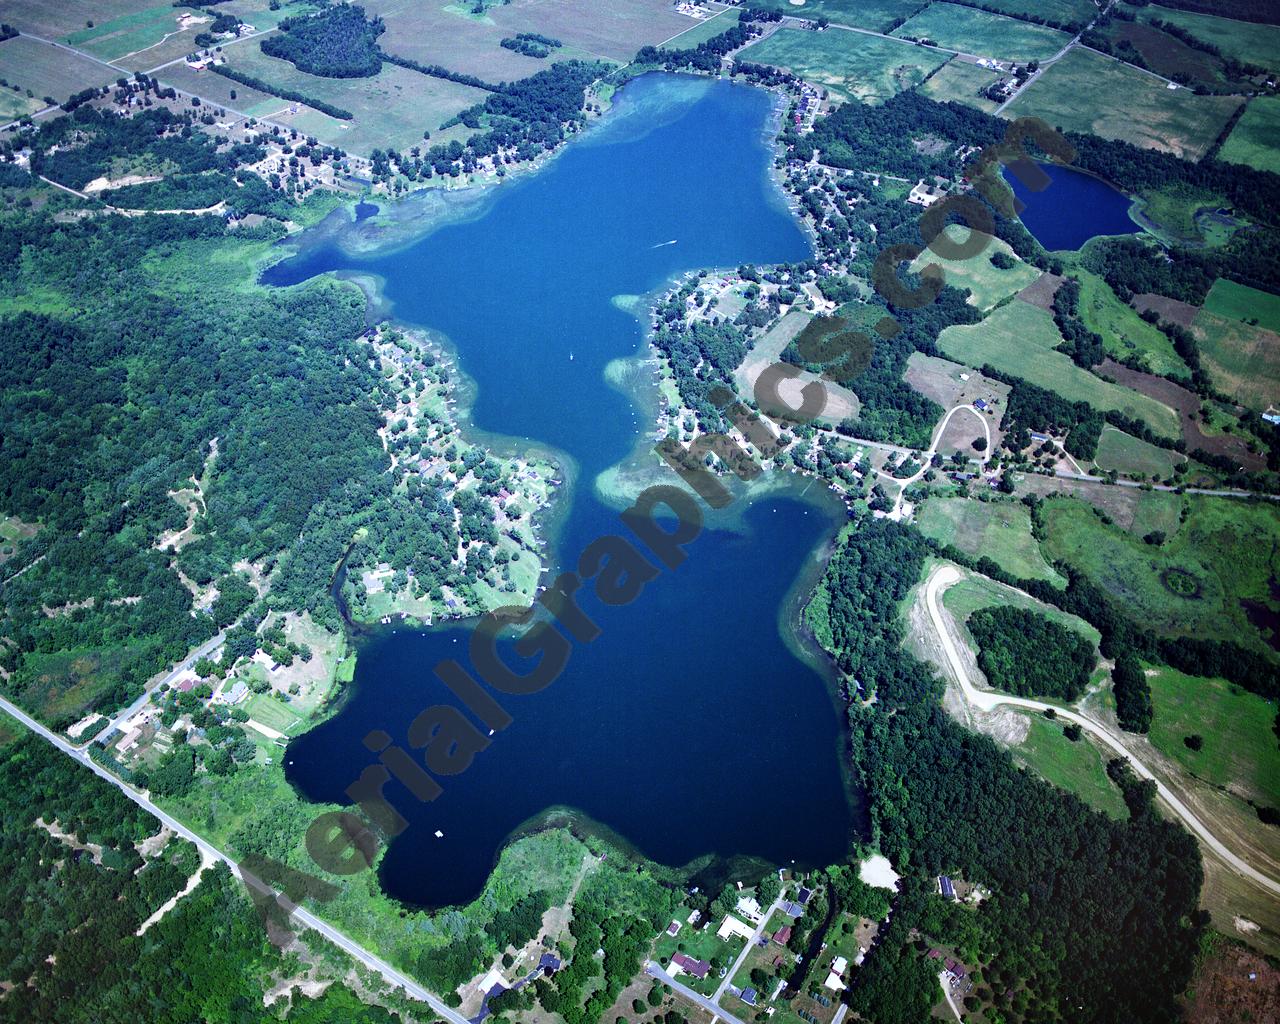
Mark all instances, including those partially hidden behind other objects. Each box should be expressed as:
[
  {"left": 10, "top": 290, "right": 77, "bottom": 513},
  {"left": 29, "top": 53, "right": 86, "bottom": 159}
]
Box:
[
  {"left": 1017, "top": 271, "right": 1065, "bottom": 311},
  {"left": 1133, "top": 292, "right": 1200, "bottom": 329},
  {"left": 1183, "top": 939, "right": 1280, "bottom": 1024},
  {"left": 1097, "top": 359, "right": 1265, "bottom": 470}
]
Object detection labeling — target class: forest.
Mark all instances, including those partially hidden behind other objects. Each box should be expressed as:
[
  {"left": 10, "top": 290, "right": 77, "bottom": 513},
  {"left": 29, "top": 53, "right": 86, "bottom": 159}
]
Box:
[
  {"left": 811, "top": 517, "right": 1204, "bottom": 1024},
  {"left": 967, "top": 605, "right": 1097, "bottom": 701},
  {"left": 261, "top": 2, "right": 386, "bottom": 78}
]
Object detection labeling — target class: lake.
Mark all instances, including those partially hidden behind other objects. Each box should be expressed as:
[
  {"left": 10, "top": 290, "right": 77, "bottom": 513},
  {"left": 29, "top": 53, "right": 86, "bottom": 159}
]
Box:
[
  {"left": 269, "top": 73, "right": 855, "bottom": 908},
  {"left": 1005, "top": 162, "right": 1138, "bottom": 251}
]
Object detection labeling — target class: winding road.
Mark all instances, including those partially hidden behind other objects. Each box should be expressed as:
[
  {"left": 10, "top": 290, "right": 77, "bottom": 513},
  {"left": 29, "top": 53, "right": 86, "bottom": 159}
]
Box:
[
  {"left": 924, "top": 563, "right": 1280, "bottom": 897},
  {"left": 891, "top": 403, "right": 991, "bottom": 516}
]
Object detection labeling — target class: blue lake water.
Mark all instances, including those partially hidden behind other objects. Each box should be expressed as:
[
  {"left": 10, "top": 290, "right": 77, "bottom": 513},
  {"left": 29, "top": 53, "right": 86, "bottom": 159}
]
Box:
[
  {"left": 1005, "top": 162, "right": 1137, "bottom": 251},
  {"left": 268, "top": 74, "right": 855, "bottom": 907}
]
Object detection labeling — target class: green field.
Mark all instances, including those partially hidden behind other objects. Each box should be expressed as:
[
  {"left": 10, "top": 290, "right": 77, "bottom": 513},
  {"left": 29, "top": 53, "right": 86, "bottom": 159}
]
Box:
[
  {"left": 1012, "top": 714, "right": 1128, "bottom": 818},
  {"left": 916, "top": 497, "right": 1061, "bottom": 581},
  {"left": 1001, "top": 47, "right": 1241, "bottom": 161},
  {"left": 747, "top": 0, "right": 927, "bottom": 33},
  {"left": 919, "top": 58, "right": 1002, "bottom": 112},
  {"left": 0, "top": 0, "right": 169, "bottom": 40},
  {"left": 1192, "top": 308, "right": 1280, "bottom": 412},
  {"left": 1131, "top": 181, "right": 1242, "bottom": 248},
  {"left": 0, "top": 34, "right": 117, "bottom": 109},
  {"left": 1219, "top": 96, "right": 1280, "bottom": 175},
  {"left": 892, "top": 2, "right": 1071, "bottom": 63},
  {"left": 739, "top": 25, "right": 948, "bottom": 105},
  {"left": 1203, "top": 278, "right": 1280, "bottom": 335},
  {"left": 661, "top": 6, "right": 742, "bottom": 49},
  {"left": 1147, "top": 666, "right": 1280, "bottom": 807},
  {"left": 1139, "top": 4, "right": 1280, "bottom": 71},
  {"left": 1038, "top": 493, "right": 1280, "bottom": 655},
  {"left": 66, "top": 4, "right": 202, "bottom": 63},
  {"left": 937, "top": 300, "right": 1183, "bottom": 439},
  {"left": 963, "top": 0, "right": 1096, "bottom": 31},
  {"left": 1074, "top": 266, "right": 1190, "bottom": 379},
  {"left": 1093, "top": 425, "right": 1184, "bottom": 481},
  {"left": 943, "top": 575, "right": 1097, "bottom": 649},
  {"left": 910, "top": 226, "right": 1041, "bottom": 310},
  {"left": 243, "top": 692, "right": 303, "bottom": 735},
  {"left": 218, "top": 46, "right": 492, "bottom": 153}
]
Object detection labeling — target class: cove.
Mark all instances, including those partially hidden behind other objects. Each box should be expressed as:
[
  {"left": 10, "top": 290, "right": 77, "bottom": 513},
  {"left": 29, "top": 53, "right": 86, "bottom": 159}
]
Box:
[
  {"left": 1006, "top": 162, "right": 1137, "bottom": 251},
  {"left": 270, "top": 73, "right": 855, "bottom": 908}
]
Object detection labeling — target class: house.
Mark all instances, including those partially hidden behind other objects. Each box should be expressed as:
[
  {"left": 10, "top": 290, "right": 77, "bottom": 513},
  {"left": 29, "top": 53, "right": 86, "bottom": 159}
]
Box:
[
  {"left": 973, "top": 398, "right": 988, "bottom": 411},
  {"left": 735, "top": 895, "right": 763, "bottom": 923},
  {"left": 773, "top": 925, "right": 792, "bottom": 945},
  {"left": 686, "top": 909, "right": 702, "bottom": 925},
  {"left": 779, "top": 900, "right": 805, "bottom": 918},
  {"left": 832, "top": 956, "right": 848, "bottom": 975},
  {"left": 667, "top": 920, "right": 682, "bottom": 937},
  {"left": 1030, "top": 432, "right": 1050, "bottom": 442},
  {"left": 796, "top": 887, "right": 813, "bottom": 904},
  {"left": 717, "top": 915, "right": 756, "bottom": 941},
  {"left": 218, "top": 680, "right": 249, "bottom": 705},
  {"left": 823, "top": 972, "right": 847, "bottom": 992},
  {"left": 945, "top": 958, "right": 967, "bottom": 983},
  {"left": 671, "top": 953, "right": 710, "bottom": 980},
  {"left": 739, "top": 988, "right": 758, "bottom": 1006},
  {"left": 538, "top": 953, "right": 561, "bottom": 974},
  {"left": 939, "top": 875, "right": 956, "bottom": 901}
]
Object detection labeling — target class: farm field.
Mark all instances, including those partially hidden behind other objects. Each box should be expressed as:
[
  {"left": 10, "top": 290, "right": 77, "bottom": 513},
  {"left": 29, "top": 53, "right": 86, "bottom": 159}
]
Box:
[
  {"left": 1011, "top": 714, "right": 1128, "bottom": 819},
  {"left": 1147, "top": 666, "right": 1280, "bottom": 808},
  {"left": 1203, "top": 278, "right": 1280, "bottom": 335},
  {"left": 157, "top": 62, "right": 286, "bottom": 119},
  {"left": 492, "top": 0, "right": 694, "bottom": 63},
  {"left": 739, "top": 26, "right": 948, "bottom": 105},
  {"left": 891, "top": 2, "right": 1071, "bottom": 63},
  {"left": 910, "top": 225, "right": 1041, "bottom": 310},
  {"left": 1072, "top": 265, "right": 1190, "bottom": 379},
  {"left": 1100, "top": 19, "right": 1230, "bottom": 90},
  {"left": 1138, "top": 4, "right": 1280, "bottom": 72},
  {"left": 915, "top": 496, "right": 1061, "bottom": 582},
  {"left": 658, "top": 5, "right": 742, "bottom": 49},
  {"left": 0, "top": 34, "right": 117, "bottom": 109},
  {"left": 961, "top": 0, "right": 1096, "bottom": 31},
  {"left": 0, "top": 0, "right": 169, "bottom": 40},
  {"left": 65, "top": 4, "right": 206, "bottom": 66},
  {"left": 1037, "top": 493, "right": 1280, "bottom": 655},
  {"left": 937, "top": 299, "right": 1183, "bottom": 439},
  {"left": 919, "top": 58, "right": 1002, "bottom": 112},
  {"left": 747, "top": 0, "right": 927, "bottom": 33},
  {"left": 1219, "top": 97, "right": 1280, "bottom": 176},
  {"left": 1001, "top": 47, "right": 1240, "bottom": 161},
  {"left": 1192, "top": 309, "right": 1280, "bottom": 412},
  {"left": 1093, "top": 425, "right": 1184, "bottom": 481},
  {"left": 215, "top": 47, "right": 492, "bottom": 153}
]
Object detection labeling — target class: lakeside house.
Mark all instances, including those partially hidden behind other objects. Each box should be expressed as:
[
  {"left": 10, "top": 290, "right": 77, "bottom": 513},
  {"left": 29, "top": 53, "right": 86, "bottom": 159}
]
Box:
[
  {"left": 773, "top": 925, "right": 792, "bottom": 945},
  {"left": 735, "top": 895, "right": 763, "bottom": 923},
  {"left": 717, "top": 915, "right": 756, "bottom": 941},
  {"left": 779, "top": 900, "right": 805, "bottom": 918}
]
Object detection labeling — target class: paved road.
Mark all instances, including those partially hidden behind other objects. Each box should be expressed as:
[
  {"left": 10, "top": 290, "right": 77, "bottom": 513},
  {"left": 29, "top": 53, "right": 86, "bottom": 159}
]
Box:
[
  {"left": 1051, "top": 469, "right": 1279, "bottom": 501},
  {"left": 646, "top": 962, "right": 749, "bottom": 1024},
  {"left": 712, "top": 895, "right": 785, "bottom": 1005},
  {"left": 0, "top": 694, "right": 469, "bottom": 1023},
  {"left": 91, "top": 631, "right": 226, "bottom": 745},
  {"left": 924, "top": 563, "right": 1280, "bottom": 897}
]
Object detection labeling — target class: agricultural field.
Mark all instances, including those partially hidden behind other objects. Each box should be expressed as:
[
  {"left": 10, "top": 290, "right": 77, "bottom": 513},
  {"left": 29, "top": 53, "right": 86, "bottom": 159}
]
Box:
[
  {"left": 1137, "top": 3, "right": 1280, "bottom": 72},
  {"left": 215, "top": 46, "right": 491, "bottom": 153},
  {"left": 739, "top": 25, "right": 948, "bottom": 105},
  {"left": 915, "top": 496, "right": 1061, "bottom": 582},
  {"left": 0, "top": 34, "right": 117, "bottom": 110},
  {"left": 1010, "top": 714, "right": 1129, "bottom": 819},
  {"left": 0, "top": 0, "right": 170, "bottom": 40},
  {"left": 491, "top": 0, "right": 694, "bottom": 62},
  {"left": 961, "top": 0, "right": 1096, "bottom": 31},
  {"left": 891, "top": 2, "right": 1071, "bottom": 63},
  {"left": 937, "top": 299, "right": 1183, "bottom": 439},
  {"left": 1219, "top": 97, "right": 1280, "bottom": 176},
  {"left": 1001, "top": 47, "right": 1241, "bottom": 161},
  {"left": 1099, "top": 18, "right": 1232, "bottom": 91},
  {"left": 1192, "top": 308, "right": 1280, "bottom": 412},
  {"left": 747, "top": 0, "right": 927, "bottom": 33},
  {"left": 156, "top": 62, "right": 285, "bottom": 119},
  {"left": 1037, "top": 493, "right": 1280, "bottom": 655},
  {"left": 1093, "top": 425, "right": 1185, "bottom": 481},
  {"left": 919, "top": 57, "right": 1003, "bottom": 112},
  {"left": 65, "top": 4, "right": 208, "bottom": 67},
  {"left": 909, "top": 225, "right": 1041, "bottom": 310},
  {"left": 1203, "top": 278, "right": 1280, "bottom": 335},
  {"left": 1147, "top": 666, "right": 1280, "bottom": 808},
  {"left": 657, "top": 5, "right": 742, "bottom": 49},
  {"left": 1072, "top": 265, "right": 1190, "bottom": 379}
]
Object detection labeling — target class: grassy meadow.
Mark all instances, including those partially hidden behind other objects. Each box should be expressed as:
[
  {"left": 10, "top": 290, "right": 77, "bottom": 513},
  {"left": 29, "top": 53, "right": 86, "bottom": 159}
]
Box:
[
  {"left": 1093, "top": 425, "right": 1184, "bottom": 481},
  {"left": 1074, "top": 266, "right": 1190, "bottom": 379},
  {"left": 1137, "top": 4, "right": 1280, "bottom": 72},
  {"left": 963, "top": 0, "right": 1096, "bottom": 30},
  {"left": 892, "top": 2, "right": 1071, "bottom": 63},
  {"left": 1001, "top": 47, "right": 1241, "bottom": 161},
  {"left": 1192, "top": 309, "right": 1280, "bottom": 412},
  {"left": 910, "top": 226, "right": 1041, "bottom": 311},
  {"left": 1203, "top": 278, "right": 1280, "bottom": 335},
  {"left": 1011, "top": 714, "right": 1129, "bottom": 819},
  {"left": 937, "top": 300, "right": 1183, "bottom": 439},
  {"left": 0, "top": 34, "right": 117, "bottom": 109},
  {"left": 747, "top": 0, "right": 928, "bottom": 33},
  {"left": 739, "top": 26, "right": 948, "bottom": 105},
  {"left": 916, "top": 497, "right": 1062, "bottom": 582},
  {"left": 1219, "top": 97, "right": 1280, "bottom": 176},
  {"left": 920, "top": 58, "right": 1003, "bottom": 112}
]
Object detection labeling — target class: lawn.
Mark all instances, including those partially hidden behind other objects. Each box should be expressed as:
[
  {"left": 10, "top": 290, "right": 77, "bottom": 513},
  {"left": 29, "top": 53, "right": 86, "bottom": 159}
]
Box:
[
  {"left": 891, "top": 2, "right": 1071, "bottom": 63},
  {"left": 746, "top": 0, "right": 927, "bottom": 33},
  {"left": 1202, "top": 278, "right": 1280, "bottom": 335},
  {"left": 1191, "top": 308, "right": 1280, "bottom": 412},
  {"left": 919, "top": 58, "right": 1002, "bottom": 112},
  {"left": 1038, "top": 493, "right": 1280, "bottom": 655},
  {"left": 1137, "top": 4, "right": 1280, "bottom": 72},
  {"left": 0, "top": 34, "right": 117, "bottom": 108},
  {"left": 937, "top": 299, "right": 1183, "bottom": 439},
  {"left": 1001, "top": 47, "right": 1241, "bottom": 161},
  {"left": 739, "top": 26, "right": 948, "bottom": 105},
  {"left": 1147, "top": 666, "right": 1280, "bottom": 807},
  {"left": 1011, "top": 714, "right": 1129, "bottom": 818},
  {"left": 909, "top": 225, "right": 1041, "bottom": 311},
  {"left": 214, "top": 46, "right": 492, "bottom": 153},
  {"left": 1073, "top": 266, "right": 1189, "bottom": 379},
  {"left": 1218, "top": 97, "right": 1280, "bottom": 176},
  {"left": 244, "top": 692, "right": 303, "bottom": 735},
  {"left": 916, "top": 496, "right": 1062, "bottom": 582},
  {"left": 1093, "top": 425, "right": 1184, "bottom": 481}
]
